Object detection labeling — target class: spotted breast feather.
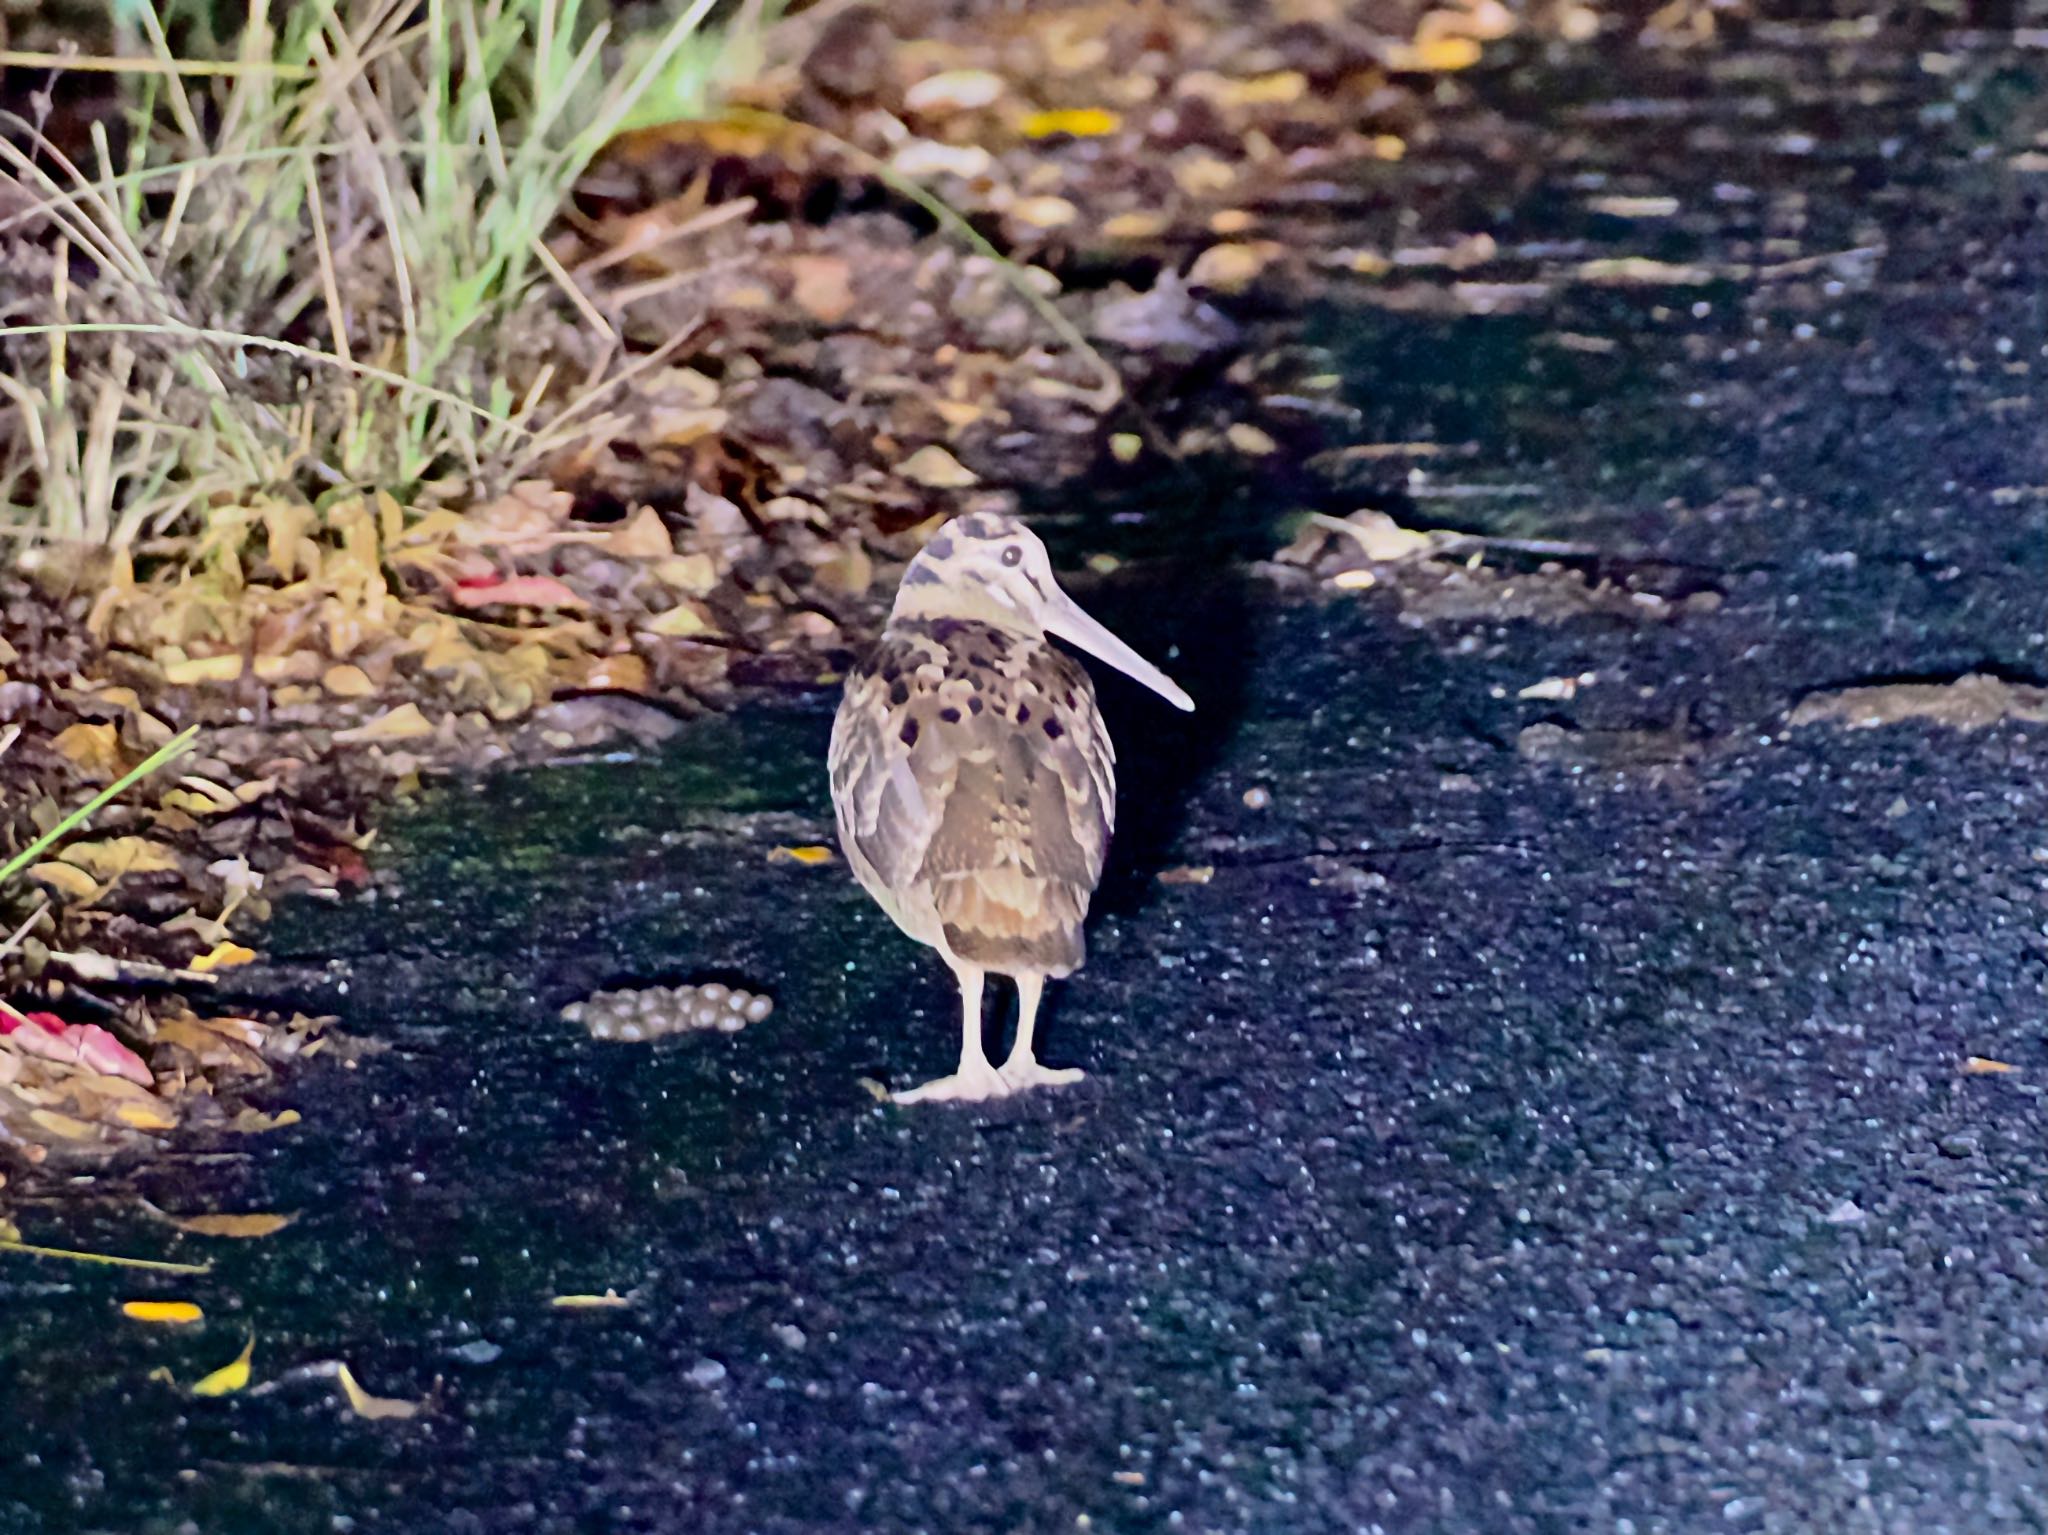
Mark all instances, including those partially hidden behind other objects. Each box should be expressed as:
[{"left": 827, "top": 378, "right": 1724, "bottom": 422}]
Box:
[{"left": 829, "top": 616, "right": 1116, "bottom": 976}]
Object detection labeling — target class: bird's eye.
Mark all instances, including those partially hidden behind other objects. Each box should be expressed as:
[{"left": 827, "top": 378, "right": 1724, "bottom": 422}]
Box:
[{"left": 1001, "top": 545, "right": 1022, "bottom": 567}]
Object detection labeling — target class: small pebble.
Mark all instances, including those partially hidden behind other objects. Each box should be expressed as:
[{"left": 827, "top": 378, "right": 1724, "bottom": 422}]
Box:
[
  {"left": 450, "top": 1340, "right": 503, "bottom": 1366},
  {"left": 687, "top": 1358, "right": 728, "bottom": 1387}
]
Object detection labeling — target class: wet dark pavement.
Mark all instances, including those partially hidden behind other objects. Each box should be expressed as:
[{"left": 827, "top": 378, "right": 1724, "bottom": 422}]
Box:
[{"left": 8, "top": 12, "right": 2048, "bottom": 1535}]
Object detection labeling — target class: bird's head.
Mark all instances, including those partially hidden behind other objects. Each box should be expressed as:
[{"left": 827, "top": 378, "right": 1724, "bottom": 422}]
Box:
[{"left": 890, "top": 512, "right": 1193, "bottom": 711}]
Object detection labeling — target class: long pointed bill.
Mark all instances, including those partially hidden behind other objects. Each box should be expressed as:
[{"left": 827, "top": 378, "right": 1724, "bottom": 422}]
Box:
[{"left": 1043, "top": 590, "right": 1195, "bottom": 712}]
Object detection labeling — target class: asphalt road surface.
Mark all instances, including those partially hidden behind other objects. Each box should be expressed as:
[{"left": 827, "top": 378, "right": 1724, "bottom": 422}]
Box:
[{"left": 5, "top": 12, "right": 2047, "bottom": 1534}]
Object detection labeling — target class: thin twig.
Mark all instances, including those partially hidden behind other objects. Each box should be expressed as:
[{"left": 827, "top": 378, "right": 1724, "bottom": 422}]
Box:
[
  {"left": 0, "top": 50, "right": 314, "bottom": 79},
  {"left": 0, "top": 897, "right": 48, "bottom": 962}
]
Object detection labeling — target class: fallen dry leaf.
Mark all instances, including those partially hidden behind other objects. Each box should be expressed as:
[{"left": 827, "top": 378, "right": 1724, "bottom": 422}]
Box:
[
  {"left": 769, "top": 845, "right": 836, "bottom": 867},
  {"left": 165, "top": 1211, "right": 296, "bottom": 1239},
  {"left": 1962, "top": 1056, "right": 2017, "bottom": 1075},
  {"left": 122, "top": 1300, "right": 203, "bottom": 1325},
  {"left": 162, "top": 653, "right": 246, "bottom": 686},
  {"left": 26, "top": 862, "right": 98, "bottom": 901},
  {"left": 604, "top": 506, "right": 674, "bottom": 560},
  {"left": 1157, "top": 865, "right": 1216, "bottom": 885},
  {"left": 336, "top": 1362, "right": 424, "bottom": 1421},
  {"left": 113, "top": 1100, "right": 179, "bottom": 1131},
  {"left": 789, "top": 254, "right": 856, "bottom": 324},
  {"left": 322, "top": 664, "right": 376, "bottom": 698},
  {"left": 900, "top": 445, "right": 978, "bottom": 488},
  {"left": 55, "top": 837, "right": 182, "bottom": 879},
  {"left": 225, "top": 1107, "right": 302, "bottom": 1134},
  {"left": 334, "top": 703, "right": 435, "bottom": 744},
  {"left": 28, "top": 1108, "right": 98, "bottom": 1140},
  {"left": 551, "top": 1289, "right": 633, "bottom": 1309},
  {"left": 1021, "top": 107, "right": 1120, "bottom": 138},
  {"left": 189, "top": 942, "right": 258, "bottom": 974},
  {"left": 191, "top": 1335, "right": 254, "bottom": 1396},
  {"left": 1388, "top": 34, "right": 1485, "bottom": 70},
  {"left": 891, "top": 139, "right": 995, "bottom": 180},
  {"left": 451, "top": 575, "right": 587, "bottom": 611},
  {"left": 1101, "top": 211, "right": 1171, "bottom": 241},
  {"left": 641, "top": 603, "right": 712, "bottom": 638},
  {"left": 903, "top": 68, "right": 1004, "bottom": 113},
  {"left": 52, "top": 721, "right": 122, "bottom": 778},
  {"left": 653, "top": 553, "right": 718, "bottom": 596},
  {"left": 1008, "top": 195, "right": 1080, "bottom": 230},
  {"left": 1189, "top": 242, "right": 1284, "bottom": 294}
]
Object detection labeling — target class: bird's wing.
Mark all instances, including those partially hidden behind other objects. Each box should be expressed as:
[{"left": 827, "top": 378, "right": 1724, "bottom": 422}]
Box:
[{"left": 829, "top": 625, "right": 1115, "bottom": 973}]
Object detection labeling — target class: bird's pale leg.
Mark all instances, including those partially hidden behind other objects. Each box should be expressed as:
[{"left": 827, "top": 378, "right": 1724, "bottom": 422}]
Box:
[
  {"left": 999, "top": 972, "right": 1085, "bottom": 1092},
  {"left": 894, "top": 960, "right": 1011, "bottom": 1105}
]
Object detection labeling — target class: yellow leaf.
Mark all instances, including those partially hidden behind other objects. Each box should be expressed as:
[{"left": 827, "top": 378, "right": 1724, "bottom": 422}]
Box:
[
  {"left": 190, "top": 942, "right": 257, "bottom": 974},
  {"left": 1389, "top": 35, "right": 1484, "bottom": 70},
  {"left": 321, "top": 664, "right": 376, "bottom": 698},
  {"left": 769, "top": 845, "right": 836, "bottom": 867},
  {"left": 336, "top": 1362, "right": 423, "bottom": 1421},
  {"left": 1226, "top": 423, "right": 1278, "bottom": 456},
  {"left": 1158, "top": 865, "right": 1216, "bottom": 885},
  {"left": 27, "top": 862, "right": 100, "bottom": 900},
  {"left": 123, "top": 1300, "right": 203, "bottom": 1325},
  {"left": 52, "top": 722, "right": 122, "bottom": 777},
  {"left": 1962, "top": 1056, "right": 2017, "bottom": 1075},
  {"left": 334, "top": 703, "right": 434, "bottom": 744},
  {"left": 653, "top": 554, "right": 719, "bottom": 596},
  {"left": 1188, "top": 241, "right": 1284, "bottom": 294},
  {"left": 0, "top": 1217, "right": 18, "bottom": 1244},
  {"left": 1109, "top": 433, "right": 1143, "bottom": 463},
  {"left": 56, "top": 836, "right": 182, "bottom": 878},
  {"left": 901, "top": 445, "right": 978, "bottom": 488},
  {"left": 162, "top": 653, "right": 246, "bottom": 686},
  {"left": 192, "top": 1335, "right": 254, "bottom": 1396},
  {"left": 226, "top": 1107, "right": 301, "bottom": 1134},
  {"left": 114, "top": 1100, "right": 180, "bottom": 1131},
  {"left": 169, "top": 1211, "right": 296, "bottom": 1239},
  {"left": 29, "top": 1109, "right": 98, "bottom": 1140},
  {"left": 642, "top": 604, "right": 711, "bottom": 638},
  {"left": 1021, "top": 107, "right": 1121, "bottom": 138},
  {"left": 551, "top": 1290, "right": 632, "bottom": 1309},
  {"left": 1101, "top": 211, "right": 1171, "bottom": 241}
]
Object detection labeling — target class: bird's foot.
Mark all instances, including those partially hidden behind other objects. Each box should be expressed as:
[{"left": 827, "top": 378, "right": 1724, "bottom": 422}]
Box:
[
  {"left": 998, "top": 1055, "right": 1085, "bottom": 1094},
  {"left": 892, "top": 1059, "right": 1012, "bottom": 1105}
]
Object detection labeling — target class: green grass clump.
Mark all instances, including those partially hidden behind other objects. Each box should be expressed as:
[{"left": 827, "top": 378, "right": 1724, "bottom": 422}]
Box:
[{"left": 0, "top": 0, "right": 755, "bottom": 549}]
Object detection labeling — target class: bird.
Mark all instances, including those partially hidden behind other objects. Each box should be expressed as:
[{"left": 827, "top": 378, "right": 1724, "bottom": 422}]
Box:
[{"left": 828, "top": 511, "right": 1194, "bottom": 1104}]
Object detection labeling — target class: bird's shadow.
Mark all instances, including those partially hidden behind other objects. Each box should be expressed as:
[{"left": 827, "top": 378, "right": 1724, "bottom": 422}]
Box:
[{"left": 1077, "top": 559, "right": 1260, "bottom": 918}]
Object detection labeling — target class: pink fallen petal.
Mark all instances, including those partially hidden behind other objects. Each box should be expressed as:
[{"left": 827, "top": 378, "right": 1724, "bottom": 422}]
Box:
[
  {"left": 451, "top": 574, "right": 587, "bottom": 610},
  {"left": 0, "top": 1012, "right": 154, "bottom": 1087},
  {"left": 73, "top": 1024, "right": 155, "bottom": 1088}
]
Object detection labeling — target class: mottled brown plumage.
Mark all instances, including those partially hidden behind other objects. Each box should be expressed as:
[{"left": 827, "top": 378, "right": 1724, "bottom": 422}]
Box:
[{"left": 829, "top": 512, "right": 1191, "bottom": 1104}]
